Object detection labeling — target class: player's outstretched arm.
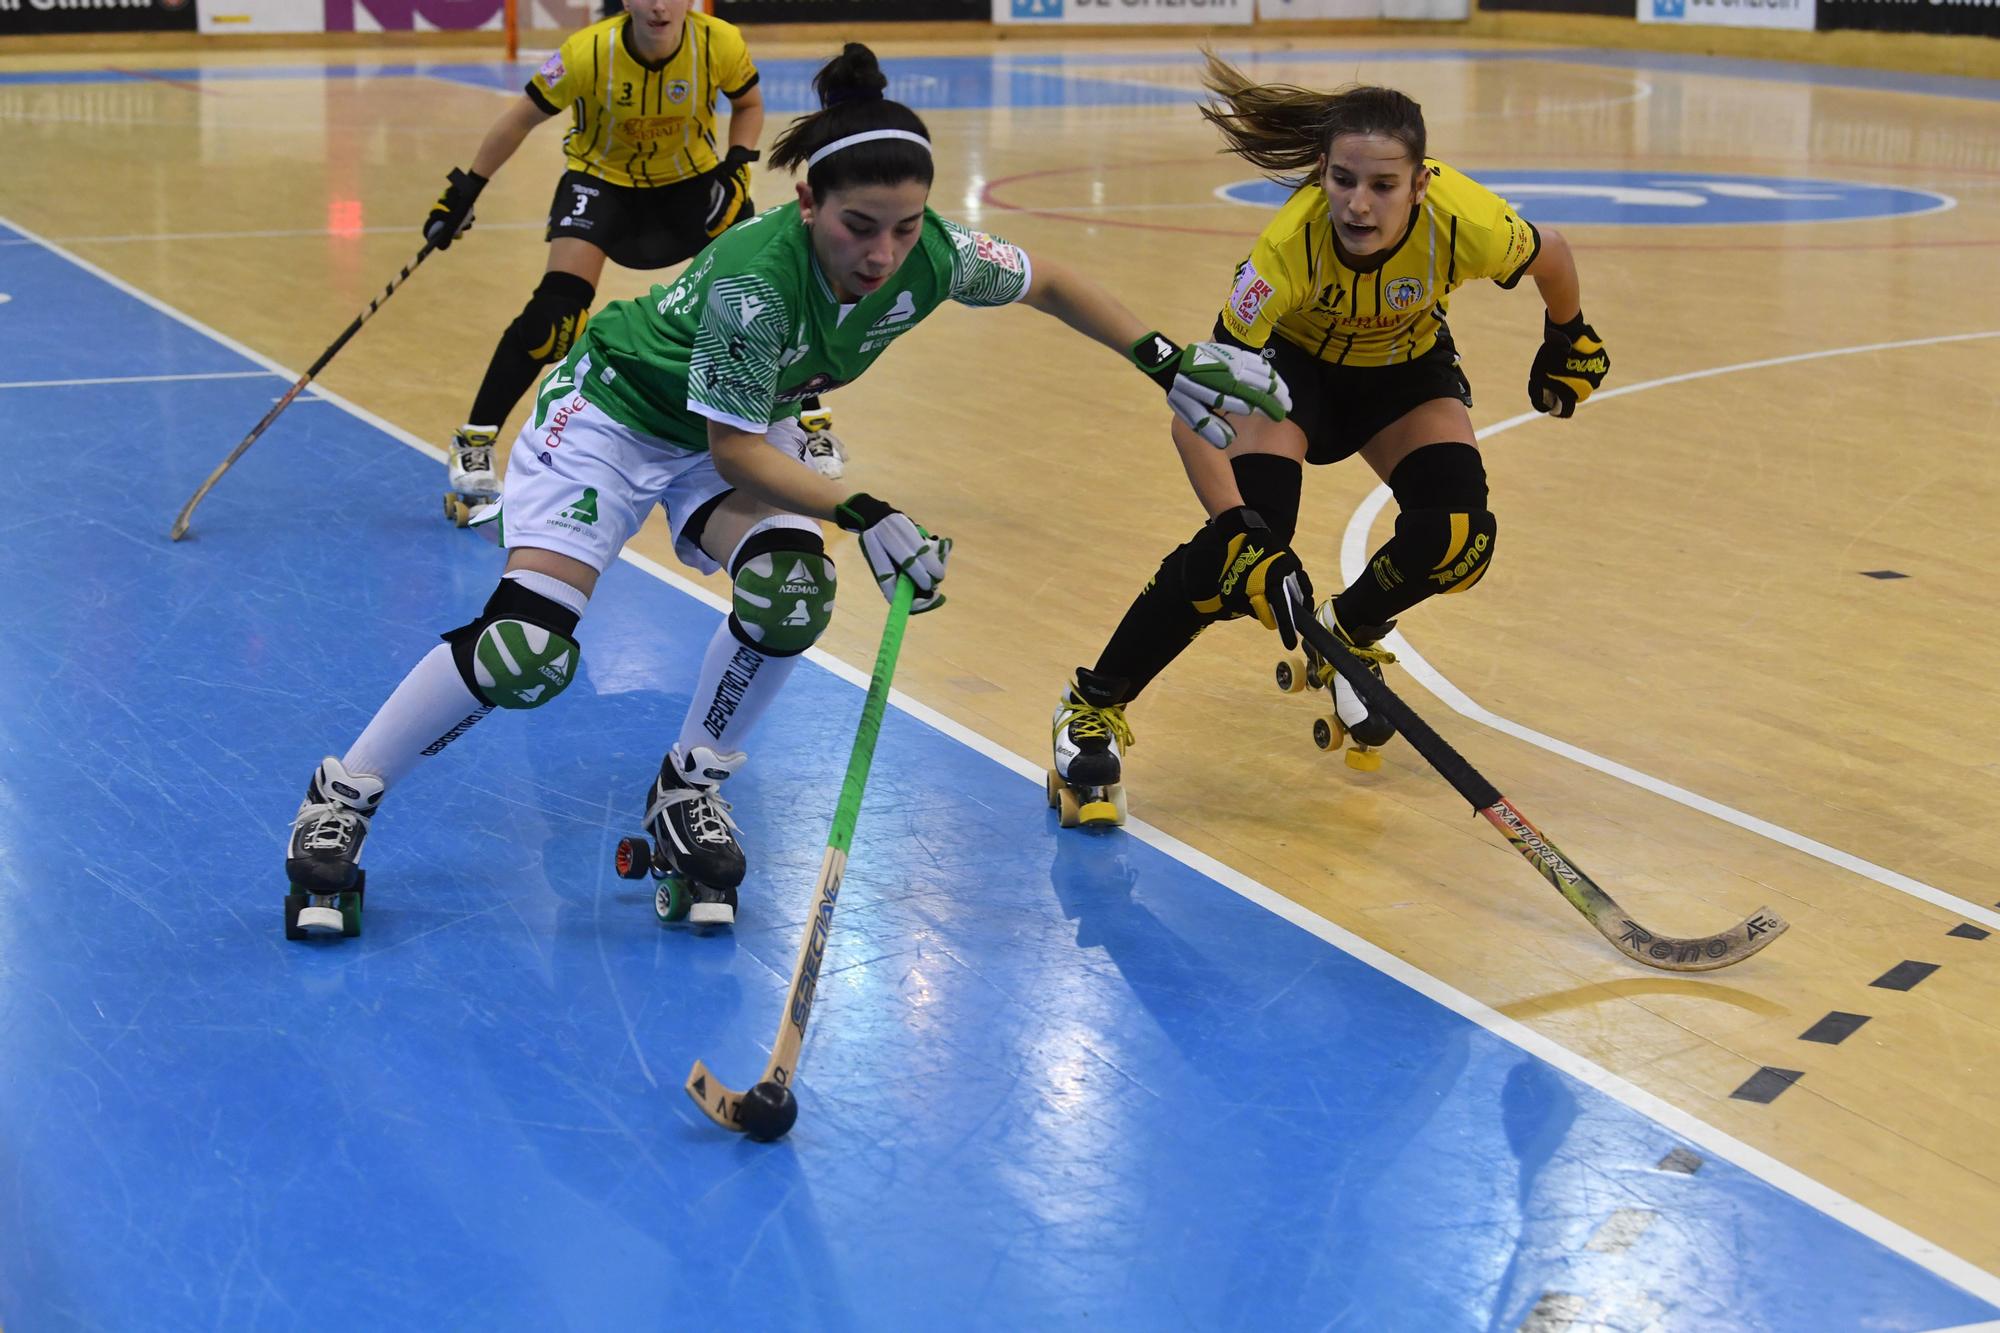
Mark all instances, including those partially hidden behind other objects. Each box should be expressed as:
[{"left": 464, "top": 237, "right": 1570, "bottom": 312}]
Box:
[
  {"left": 1019, "top": 256, "right": 1291, "bottom": 448},
  {"left": 424, "top": 97, "right": 555, "bottom": 250}
]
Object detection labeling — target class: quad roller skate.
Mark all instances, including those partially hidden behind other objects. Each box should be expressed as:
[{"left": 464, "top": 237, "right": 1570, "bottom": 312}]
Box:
[
  {"left": 1047, "top": 667, "right": 1132, "bottom": 829},
  {"left": 1276, "top": 606, "right": 1398, "bottom": 772},
  {"left": 442, "top": 424, "right": 501, "bottom": 527},
  {"left": 613, "top": 745, "right": 747, "bottom": 927},
  {"left": 283, "top": 756, "right": 383, "bottom": 939}
]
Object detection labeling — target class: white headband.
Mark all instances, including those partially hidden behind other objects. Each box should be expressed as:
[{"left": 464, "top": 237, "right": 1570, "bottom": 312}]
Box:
[{"left": 806, "top": 129, "right": 932, "bottom": 170}]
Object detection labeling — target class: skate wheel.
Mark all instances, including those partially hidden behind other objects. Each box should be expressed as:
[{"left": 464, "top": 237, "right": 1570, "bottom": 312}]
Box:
[
  {"left": 1046, "top": 770, "right": 1064, "bottom": 811},
  {"left": 443, "top": 494, "right": 471, "bottom": 527},
  {"left": 1305, "top": 659, "right": 1326, "bottom": 692},
  {"left": 1275, "top": 656, "right": 1308, "bottom": 695},
  {"left": 337, "top": 890, "right": 363, "bottom": 937},
  {"left": 1054, "top": 780, "right": 1083, "bottom": 829},
  {"left": 654, "top": 874, "right": 692, "bottom": 924},
  {"left": 1345, "top": 746, "right": 1383, "bottom": 773},
  {"left": 1078, "top": 783, "right": 1127, "bottom": 829},
  {"left": 615, "top": 835, "right": 653, "bottom": 881},
  {"left": 1312, "top": 716, "right": 1343, "bottom": 752}
]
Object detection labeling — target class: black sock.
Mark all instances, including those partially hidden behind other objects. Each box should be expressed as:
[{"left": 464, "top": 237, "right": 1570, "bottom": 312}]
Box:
[{"left": 1089, "top": 546, "right": 1213, "bottom": 703}]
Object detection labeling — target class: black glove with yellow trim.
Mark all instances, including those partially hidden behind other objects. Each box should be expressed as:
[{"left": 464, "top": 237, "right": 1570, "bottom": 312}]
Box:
[
  {"left": 1184, "top": 506, "right": 1314, "bottom": 650},
  {"left": 701, "top": 145, "right": 758, "bottom": 239},
  {"left": 1528, "top": 311, "right": 1609, "bottom": 418},
  {"left": 424, "top": 167, "right": 487, "bottom": 249}
]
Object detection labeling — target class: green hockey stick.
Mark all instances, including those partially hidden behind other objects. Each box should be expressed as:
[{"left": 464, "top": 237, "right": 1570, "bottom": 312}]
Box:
[{"left": 685, "top": 574, "right": 915, "bottom": 1139}]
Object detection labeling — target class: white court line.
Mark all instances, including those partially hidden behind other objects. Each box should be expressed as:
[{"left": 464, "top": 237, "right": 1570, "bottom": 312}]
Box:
[
  {"left": 1341, "top": 330, "right": 2000, "bottom": 934},
  {"left": 0, "top": 369, "right": 280, "bottom": 391},
  {"left": 9, "top": 213, "right": 1996, "bottom": 1311},
  {"left": 0, "top": 220, "right": 545, "bottom": 248}
]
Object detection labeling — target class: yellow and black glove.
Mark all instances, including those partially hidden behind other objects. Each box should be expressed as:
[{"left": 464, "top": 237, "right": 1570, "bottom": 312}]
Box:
[
  {"left": 1527, "top": 311, "right": 1609, "bottom": 418},
  {"left": 701, "top": 146, "right": 758, "bottom": 239},
  {"left": 424, "top": 167, "right": 487, "bottom": 250},
  {"left": 1185, "top": 506, "right": 1314, "bottom": 650}
]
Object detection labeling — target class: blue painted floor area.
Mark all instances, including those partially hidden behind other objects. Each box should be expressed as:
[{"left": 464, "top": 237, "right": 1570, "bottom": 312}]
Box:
[{"left": 2, "top": 235, "right": 1996, "bottom": 1330}]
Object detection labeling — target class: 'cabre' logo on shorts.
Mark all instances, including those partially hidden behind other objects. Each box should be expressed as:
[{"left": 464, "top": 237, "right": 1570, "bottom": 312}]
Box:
[{"left": 1231, "top": 264, "right": 1274, "bottom": 323}]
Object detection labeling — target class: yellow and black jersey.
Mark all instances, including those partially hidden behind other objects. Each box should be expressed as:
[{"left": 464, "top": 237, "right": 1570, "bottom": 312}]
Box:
[
  {"left": 525, "top": 11, "right": 758, "bottom": 190},
  {"left": 1218, "top": 160, "right": 1540, "bottom": 368}
]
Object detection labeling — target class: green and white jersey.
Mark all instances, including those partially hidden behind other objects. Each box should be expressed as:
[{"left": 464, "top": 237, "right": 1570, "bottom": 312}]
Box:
[{"left": 563, "top": 200, "right": 1033, "bottom": 448}]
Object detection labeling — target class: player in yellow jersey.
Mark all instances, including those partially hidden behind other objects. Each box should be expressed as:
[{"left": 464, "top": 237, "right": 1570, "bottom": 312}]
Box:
[
  {"left": 422, "top": 2, "right": 836, "bottom": 521},
  {"left": 1048, "top": 54, "right": 1611, "bottom": 819}
]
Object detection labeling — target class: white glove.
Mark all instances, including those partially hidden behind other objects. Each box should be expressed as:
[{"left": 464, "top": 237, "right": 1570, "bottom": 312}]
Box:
[
  {"left": 1131, "top": 332, "right": 1293, "bottom": 450},
  {"left": 833, "top": 493, "right": 950, "bottom": 613}
]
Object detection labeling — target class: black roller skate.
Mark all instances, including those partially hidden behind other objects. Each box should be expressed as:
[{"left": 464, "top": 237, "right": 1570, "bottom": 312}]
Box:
[
  {"left": 284, "top": 756, "right": 383, "bottom": 939},
  {"left": 1047, "top": 667, "right": 1132, "bottom": 829},
  {"left": 613, "top": 744, "right": 747, "bottom": 927},
  {"left": 1276, "top": 605, "right": 1398, "bottom": 771}
]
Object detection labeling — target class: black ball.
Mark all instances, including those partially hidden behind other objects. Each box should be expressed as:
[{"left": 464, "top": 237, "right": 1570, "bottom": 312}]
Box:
[{"left": 737, "top": 1080, "right": 798, "bottom": 1142}]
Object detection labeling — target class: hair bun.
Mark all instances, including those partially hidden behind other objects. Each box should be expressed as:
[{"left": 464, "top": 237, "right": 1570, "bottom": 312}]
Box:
[{"left": 814, "top": 42, "right": 889, "bottom": 110}]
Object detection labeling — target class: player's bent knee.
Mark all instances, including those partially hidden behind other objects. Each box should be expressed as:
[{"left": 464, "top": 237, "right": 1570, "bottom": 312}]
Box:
[
  {"left": 1387, "top": 442, "right": 1496, "bottom": 595},
  {"left": 507, "top": 271, "right": 596, "bottom": 366},
  {"left": 728, "top": 515, "right": 835, "bottom": 657},
  {"left": 444, "top": 578, "right": 583, "bottom": 709},
  {"left": 1229, "top": 453, "right": 1303, "bottom": 544}
]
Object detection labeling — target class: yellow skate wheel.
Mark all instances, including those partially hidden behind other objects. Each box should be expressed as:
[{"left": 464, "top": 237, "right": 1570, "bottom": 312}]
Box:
[
  {"left": 1312, "top": 716, "right": 1344, "bottom": 752},
  {"left": 1345, "top": 746, "right": 1383, "bottom": 773},
  {"left": 1275, "top": 656, "right": 1311, "bottom": 694},
  {"left": 1046, "top": 770, "right": 1064, "bottom": 810}
]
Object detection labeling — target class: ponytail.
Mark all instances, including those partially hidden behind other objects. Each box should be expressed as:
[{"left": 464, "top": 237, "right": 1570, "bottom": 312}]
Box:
[
  {"left": 1199, "top": 51, "right": 1426, "bottom": 189},
  {"left": 769, "top": 43, "right": 934, "bottom": 197}
]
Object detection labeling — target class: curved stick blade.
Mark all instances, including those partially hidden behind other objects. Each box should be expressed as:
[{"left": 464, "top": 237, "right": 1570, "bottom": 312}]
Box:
[
  {"left": 1483, "top": 801, "right": 1788, "bottom": 972},
  {"left": 684, "top": 1059, "right": 747, "bottom": 1133}
]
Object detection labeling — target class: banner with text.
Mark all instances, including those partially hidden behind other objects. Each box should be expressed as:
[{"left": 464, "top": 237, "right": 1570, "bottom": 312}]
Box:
[
  {"left": 1639, "top": 0, "right": 1814, "bottom": 28},
  {"left": 718, "top": 0, "right": 984, "bottom": 18},
  {"left": 2, "top": 0, "right": 197, "bottom": 35},
  {"left": 998, "top": 0, "right": 1254, "bottom": 24},
  {"left": 1816, "top": 0, "right": 1998, "bottom": 34}
]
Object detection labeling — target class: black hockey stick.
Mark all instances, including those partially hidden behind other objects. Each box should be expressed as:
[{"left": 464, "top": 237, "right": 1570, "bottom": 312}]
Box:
[
  {"left": 685, "top": 574, "right": 915, "bottom": 1141},
  {"left": 168, "top": 240, "right": 436, "bottom": 541},
  {"left": 1295, "top": 611, "right": 1787, "bottom": 972}
]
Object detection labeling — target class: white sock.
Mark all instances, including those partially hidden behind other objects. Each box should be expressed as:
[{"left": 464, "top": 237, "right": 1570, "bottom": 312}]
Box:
[
  {"left": 675, "top": 621, "right": 799, "bottom": 762},
  {"left": 341, "top": 644, "right": 493, "bottom": 791}
]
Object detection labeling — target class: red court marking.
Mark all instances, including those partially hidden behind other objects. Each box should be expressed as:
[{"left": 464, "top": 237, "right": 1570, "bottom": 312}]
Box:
[{"left": 104, "top": 68, "right": 218, "bottom": 96}]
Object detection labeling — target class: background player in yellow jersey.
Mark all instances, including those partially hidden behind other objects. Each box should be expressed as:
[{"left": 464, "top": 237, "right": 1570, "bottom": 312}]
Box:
[
  {"left": 424, "top": 1, "right": 828, "bottom": 521},
  {"left": 1049, "top": 54, "right": 1611, "bottom": 818}
]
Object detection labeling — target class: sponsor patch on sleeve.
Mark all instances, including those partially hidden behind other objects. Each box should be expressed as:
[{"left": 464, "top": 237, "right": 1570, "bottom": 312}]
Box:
[
  {"left": 1230, "top": 263, "right": 1274, "bottom": 325},
  {"left": 971, "top": 232, "right": 1025, "bottom": 274},
  {"left": 537, "top": 53, "right": 566, "bottom": 85}
]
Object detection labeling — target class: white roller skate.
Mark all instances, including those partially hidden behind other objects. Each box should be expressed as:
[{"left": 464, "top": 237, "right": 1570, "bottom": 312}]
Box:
[
  {"left": 1047, "top": 667, "right": 1132, "bottom": 828},
  {"left": 613, "top": 744, "right": 748, "bottom": 927},
  {"left": 796, "top": 402, "right": 846, "bottom": 480},
  {"left": 284, "top": 756, "right": 384, "bottom": 939},
  {"left": 443, "top": 424, "right": 501, "bottom": 527},
  {"left": 1276, "top": 605, "right": 1398, "bottom": 771}
]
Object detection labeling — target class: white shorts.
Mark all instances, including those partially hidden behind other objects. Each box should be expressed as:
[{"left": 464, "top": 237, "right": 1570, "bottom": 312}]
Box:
[{"left": 474, "top": 380, "right": 805, "bottom": 577}]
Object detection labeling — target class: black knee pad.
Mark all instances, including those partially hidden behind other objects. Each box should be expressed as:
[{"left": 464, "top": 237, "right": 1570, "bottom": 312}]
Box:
[
  {"left": 1387, "top": 444, "right": 1496, "bottom": 596},
  {"left": 1229, "top": 453, "right": 1303, "bottom": 544},
  {"left": 442, "top": 579, "right": 584, "bottom": 707},
  {"left": 504, "top": 271, "right": 596, "bottom": 366}
]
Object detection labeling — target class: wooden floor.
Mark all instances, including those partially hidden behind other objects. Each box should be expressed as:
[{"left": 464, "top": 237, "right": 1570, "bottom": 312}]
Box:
[{"left": 5, "top": 31, "right": 1998, "bottom": 1280}]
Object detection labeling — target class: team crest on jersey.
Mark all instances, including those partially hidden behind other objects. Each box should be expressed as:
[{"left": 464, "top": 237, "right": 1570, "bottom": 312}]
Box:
[
  {"left": 537, "top": 53, "right": 566, "bottom": 84},
  {"left": 1384, "top": 277, "right": 1427, "bottom": 311},
  {"left": 1230, "top": 263, "right": 1274, "bottom": 323},
  {"left": 667, "top": 79, "right": 690, "bottom": 103}
]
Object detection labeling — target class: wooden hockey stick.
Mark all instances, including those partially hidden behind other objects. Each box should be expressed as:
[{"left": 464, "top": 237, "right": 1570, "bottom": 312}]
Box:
[
  {"left": 1294, "top": 611, "right": 1787, "bottom": 972},
  {"left": 169, "top": 241, "right": 436, "bottom": 541},
  {"left": 686, "top": 574, "right": 915, "bottom": 1136}
]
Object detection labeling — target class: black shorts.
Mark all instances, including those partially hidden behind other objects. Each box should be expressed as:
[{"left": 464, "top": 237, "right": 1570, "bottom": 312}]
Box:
[
  {"left": 1233, "top": 320, "right": 1474, "bottom": 467},
  {"left": 545, "top": 169, "right": 753, "bottom": 271}
]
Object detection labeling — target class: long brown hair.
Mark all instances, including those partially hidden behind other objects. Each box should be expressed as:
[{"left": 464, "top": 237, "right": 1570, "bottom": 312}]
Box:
[{"left": 1198, "top": 51, "right": 1427, "bottom": 190}]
